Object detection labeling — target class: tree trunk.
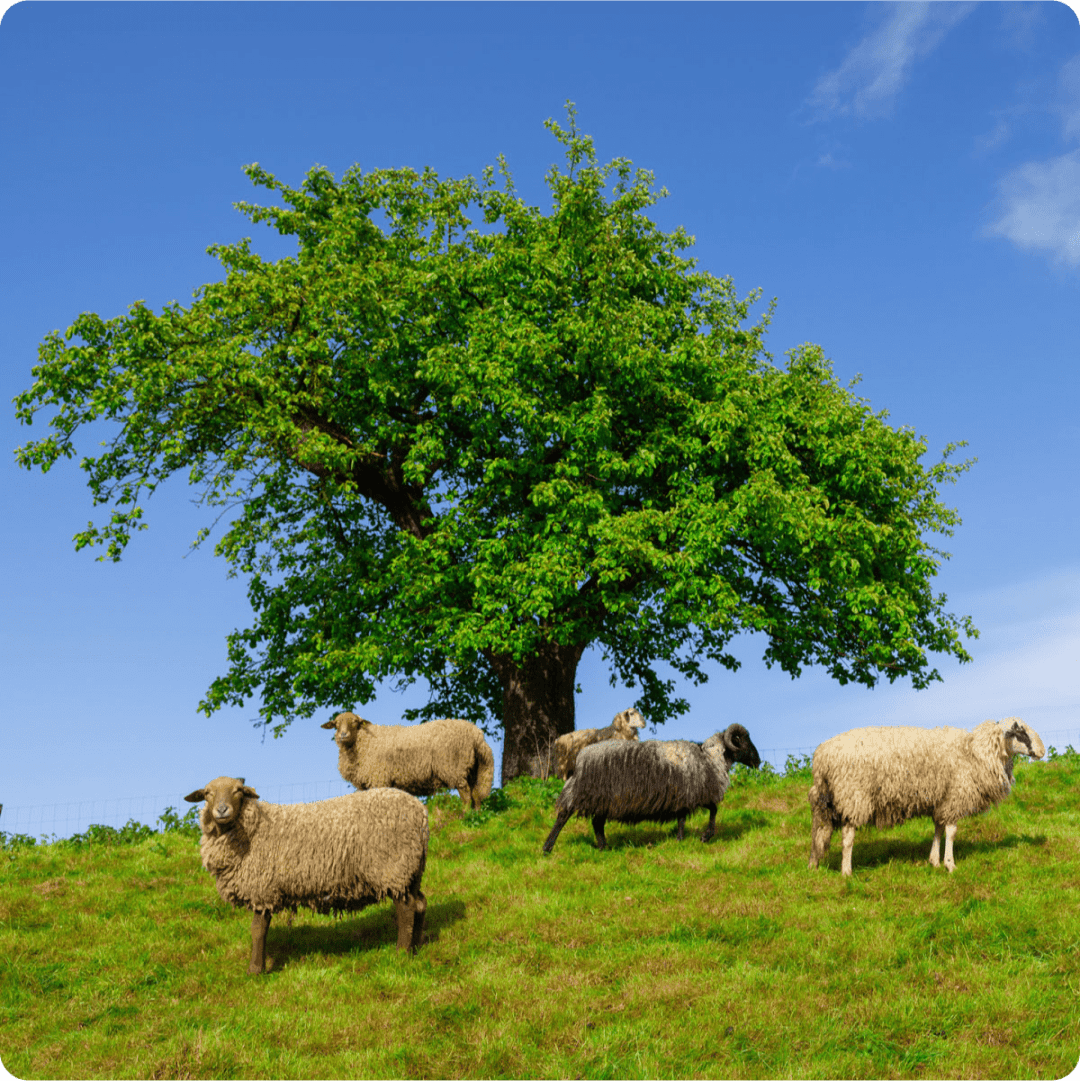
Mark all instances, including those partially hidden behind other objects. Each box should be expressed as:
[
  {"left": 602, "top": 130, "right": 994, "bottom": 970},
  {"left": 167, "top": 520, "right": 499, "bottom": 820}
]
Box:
[{"left": 485, "top": 641, "right": 585, "bottom": 785}]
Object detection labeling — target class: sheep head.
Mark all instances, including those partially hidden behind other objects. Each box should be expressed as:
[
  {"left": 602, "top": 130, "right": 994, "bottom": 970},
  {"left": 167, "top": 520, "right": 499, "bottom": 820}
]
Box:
[
  {"left": 702, "top": 724, "right": 761, "bottom": 770},
  {"left": 1002, "top": 718, "right": 1045, "bottom": 760},
  {"left": 613, "top": 708, "right": 645, "bottom": 738},
  {"left": 320, "top": 711, "right": 372, "bottom": 748},
  {"left": 184, "top": 776, "right": 259, "bottom": 835}
]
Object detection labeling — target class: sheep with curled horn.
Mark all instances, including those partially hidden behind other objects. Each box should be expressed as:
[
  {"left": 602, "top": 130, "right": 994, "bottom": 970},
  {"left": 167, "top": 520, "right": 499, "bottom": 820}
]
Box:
[
  {"left": 807, "top": 717, "right": 1045, "bottom": 876},
  {"left": 322, "top": 712, "right": 495, "bottom": 809},
  {"left": 184, "top": 777, "right": 428, "bottom": 974},
  {"left": 554, "top": 707, "right": 646, "bottom": 780},
  {"left": 542, "top": 724, "right": 761, "bottom": 852}
]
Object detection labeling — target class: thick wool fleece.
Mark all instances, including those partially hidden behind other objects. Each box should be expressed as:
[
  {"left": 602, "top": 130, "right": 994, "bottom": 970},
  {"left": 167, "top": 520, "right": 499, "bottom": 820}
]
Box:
[
  {"left": 328, "top": 714, "right": 494, "bottom": 806},
  {"left": 198, "top": 787, "right": 428, "bottom": 915},
  {"left": 556, "top": 738, "right": 728, "bottom": 824},
  {"left": 554, "top": 708, "right": 646, "bottom": 780},
  {"left": 808, "top": 719, "right": 1043, "bottom": 830}
]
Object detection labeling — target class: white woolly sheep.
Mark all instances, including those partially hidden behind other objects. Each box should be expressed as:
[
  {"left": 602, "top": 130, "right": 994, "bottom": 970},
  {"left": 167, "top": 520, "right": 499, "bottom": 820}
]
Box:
[
  {"left": 322, "top": 713, "right": 495, "bottom": 810},
  {"left": 553, "top": 707, "right": 646, "bottom": 780},
  {"left": 542, "top": 724, "right": 761, "bottom": 851},
  {"left": 807, "top": 718, "right": 1045, "bottom": 876},
  {"left": 184, "top": 777, "right": 428, "bottom": 974}
]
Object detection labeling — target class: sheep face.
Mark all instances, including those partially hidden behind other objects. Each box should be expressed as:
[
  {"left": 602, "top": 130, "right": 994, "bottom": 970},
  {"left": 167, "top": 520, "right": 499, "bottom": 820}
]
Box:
[
  {"left": 321, "top": 711, "right": 371, "bottom": 748},
  {"left": 1002, "top": 719, "right": 1045, "bottom": 761},
  {"left": 702, "top": 725, "right": 761, "bottom": 770},
  {"left": 614, "top": 708, "right": 645, "bottom": 736},
  {"left": 184, "top": 776, "right": 260, "bottom": 835}
]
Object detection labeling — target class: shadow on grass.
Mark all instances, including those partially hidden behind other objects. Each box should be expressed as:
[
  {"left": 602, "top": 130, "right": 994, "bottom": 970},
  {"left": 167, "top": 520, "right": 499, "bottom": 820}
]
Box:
[
  {"left": 559, "top": 810, "right": 770, "bottom": 852},
  {"left": 816, "top": 831, "right": 1049, "bottom": 873},
  {"left": 267, "top": 898, "right": 467, "bottom": 970}
]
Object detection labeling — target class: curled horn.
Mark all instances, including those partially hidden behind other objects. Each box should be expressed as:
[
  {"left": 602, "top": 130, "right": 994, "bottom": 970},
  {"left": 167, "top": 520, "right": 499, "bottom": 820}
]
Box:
[
  {"left": 724, "top": 723, "right": 761, "bottom": 769},
  {"left": 724, "top": 723, "right": 749, "bottom": 749}
]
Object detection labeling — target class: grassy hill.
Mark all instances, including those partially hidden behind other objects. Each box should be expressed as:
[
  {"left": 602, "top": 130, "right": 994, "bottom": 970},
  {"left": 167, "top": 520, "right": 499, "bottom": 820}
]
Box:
[{"left": 2, "top": 750, "right": 1078, "bottom": 1080}]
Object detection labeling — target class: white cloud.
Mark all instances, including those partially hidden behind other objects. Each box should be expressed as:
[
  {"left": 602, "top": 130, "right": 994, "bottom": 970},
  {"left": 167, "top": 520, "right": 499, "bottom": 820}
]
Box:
[
  {"left": 808, "top": 1, "right": 976, "bottom": 121},
  {"left": 986, "top": 150, "right": 1080, "bottom": 266},
  {"left": 816, "top": 151, "right": 851, "bottom": 170},
  {"left": 976, "top": 118, "right": 1013, "bottom": 153},
  {"left": 849, "top": 574, "right": 1080, "bottom": 740}
]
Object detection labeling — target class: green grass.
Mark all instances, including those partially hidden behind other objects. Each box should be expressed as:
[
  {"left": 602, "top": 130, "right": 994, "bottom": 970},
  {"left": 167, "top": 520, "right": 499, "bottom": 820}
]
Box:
[{"left": 2, "top": 753, "right": 1078, "bottom": 1080}]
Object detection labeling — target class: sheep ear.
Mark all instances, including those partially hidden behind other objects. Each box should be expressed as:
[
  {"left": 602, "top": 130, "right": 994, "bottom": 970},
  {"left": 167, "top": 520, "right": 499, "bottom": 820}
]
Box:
[
  {"left": 358, "top": 718, "right": 372, "bottom": 728},
  {"left": 320, "top": 720, "right": 337, "bottom": 730},
  {"left": 183, "top": 789, "right": 206, "bottom": 803},
  {"left": 241, "top": 786, "right": 259, "bottom": 800}
]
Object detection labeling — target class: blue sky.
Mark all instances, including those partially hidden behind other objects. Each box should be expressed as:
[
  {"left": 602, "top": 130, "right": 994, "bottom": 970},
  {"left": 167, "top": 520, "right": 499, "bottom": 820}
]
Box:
[{"left": 2, "top": 1, "right": 1078, "bottom": 838}]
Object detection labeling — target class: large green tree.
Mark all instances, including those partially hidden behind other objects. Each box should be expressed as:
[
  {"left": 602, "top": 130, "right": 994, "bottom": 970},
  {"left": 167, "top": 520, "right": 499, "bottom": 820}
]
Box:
[{"left": 15, "top": 111, "right": 976, "bottom": 782}]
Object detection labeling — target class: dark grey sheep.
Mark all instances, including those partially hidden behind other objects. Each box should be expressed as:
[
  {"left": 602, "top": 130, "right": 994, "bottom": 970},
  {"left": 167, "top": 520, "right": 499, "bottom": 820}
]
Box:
[{"left": 541, "top": 724, "right": 761, "bottom": 852}]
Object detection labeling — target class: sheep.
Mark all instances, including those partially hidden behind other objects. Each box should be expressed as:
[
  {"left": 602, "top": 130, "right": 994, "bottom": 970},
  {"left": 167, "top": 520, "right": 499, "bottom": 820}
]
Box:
[
  {"left": 542, "top": 724, "right": 761, "bottom": 852},
  {"left": 322, "top": 712, "right": 495, "bottom": 810},
  {"left": 554, "top": 707, "right": 646, "bottom": 780},
  {"left": 807, "top": 717, "right": 1046, "bottom": 876},
  {"left": 183, "top": 777, "right": 428, "bottom": 974}
]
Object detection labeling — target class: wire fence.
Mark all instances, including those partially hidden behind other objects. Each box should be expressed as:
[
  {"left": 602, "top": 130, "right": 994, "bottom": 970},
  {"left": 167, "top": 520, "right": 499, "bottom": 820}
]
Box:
[
  {"left": 0, "top": 779, "right": 354, "bottom": 842},
  {"left": 3, "top": 729, "right": 1075, "bottom": 842}
]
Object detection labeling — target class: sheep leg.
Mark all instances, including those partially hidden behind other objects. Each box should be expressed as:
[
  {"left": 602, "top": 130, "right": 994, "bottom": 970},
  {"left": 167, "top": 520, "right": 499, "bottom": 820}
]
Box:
[
  {"left": 248, "top": 910, "right": 271, "bottom": 975},
  {"left": 591, "top": 815, "right": 608, "bottom": 851},
  {"left": 929, "top": 823, "right": 943, "bottom": 867},
  {"left": 809, "top": 806, "right": 833, "bottom": 869},
  {"left": 942, "top": 823, "right": 957, "bottom": 872},
  {"left": 542, "top": 808, "right": 573, "bottom": 853},
  {"left": 840, "top": 823, "right": 856, "bottom": 876},
  {"left": 676, "top": 814, "right": 686, "bottom": 841},
  {"left": 457, "top": 783, "right": 473, "bottom": 810},
  {"left": 700, "top": 804, "right": 717, "bottom": 842},
  {"left": 411, "top": 890, "right": 427, "bottom": 951},
  {"left": 395, "top": 891, "right": 427, "bottom": 953}
]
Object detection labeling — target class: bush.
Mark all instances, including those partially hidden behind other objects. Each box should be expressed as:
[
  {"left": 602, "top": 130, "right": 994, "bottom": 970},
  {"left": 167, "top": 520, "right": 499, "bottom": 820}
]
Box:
[
  {"left": 62, "top": 819, "right": 157, "bottom": 847},
  {"left": 157, "top": 805, "right": 202, "bottom": 834},
  {"left": 0, "top": 830, "right": 43, "bottom": 852},
  {"left": 502, "top": 775, "right": 563, "bottom": 809},
  {"left": 729, "top": 752, "right": 813, "bottom": 788}
]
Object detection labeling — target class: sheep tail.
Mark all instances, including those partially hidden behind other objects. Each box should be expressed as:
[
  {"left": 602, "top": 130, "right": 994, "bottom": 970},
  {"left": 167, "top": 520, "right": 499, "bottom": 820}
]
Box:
[{"left": 474, "top": 735, "right": 495, "bottom": 804}]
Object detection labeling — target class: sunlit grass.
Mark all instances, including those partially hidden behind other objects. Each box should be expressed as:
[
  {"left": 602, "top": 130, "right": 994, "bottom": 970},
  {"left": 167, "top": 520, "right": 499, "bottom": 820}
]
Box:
[{"left": 2, "top": 754, "right": 1077, "bottom": 1079}]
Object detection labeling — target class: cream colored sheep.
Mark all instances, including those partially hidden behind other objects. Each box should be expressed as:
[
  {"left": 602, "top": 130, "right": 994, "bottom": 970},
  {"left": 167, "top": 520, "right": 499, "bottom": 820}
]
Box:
[
  {"left": 554, "top": 707, "right": 646, "bottom": 780},
  {"left": 808, "top": 718, "right": 1045, "bottom": 875},
  {"left": 321, "top": 713, "right": 494, "bottom": 809},
  {"left": 184, "top": 777, "right": 428, "bottom": 973}
]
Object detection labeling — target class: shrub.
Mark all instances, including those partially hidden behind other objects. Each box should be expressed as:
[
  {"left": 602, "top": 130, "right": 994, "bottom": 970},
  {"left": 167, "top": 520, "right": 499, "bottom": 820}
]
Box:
[{"left": 62, "top": 819, "right": 157, "bottom": 847}]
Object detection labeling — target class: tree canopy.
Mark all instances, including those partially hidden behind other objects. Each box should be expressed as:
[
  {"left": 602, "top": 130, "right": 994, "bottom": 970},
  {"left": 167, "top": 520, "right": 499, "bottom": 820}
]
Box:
[{"left": 14, "top": 108, "right": 976, "bottom": 781}]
